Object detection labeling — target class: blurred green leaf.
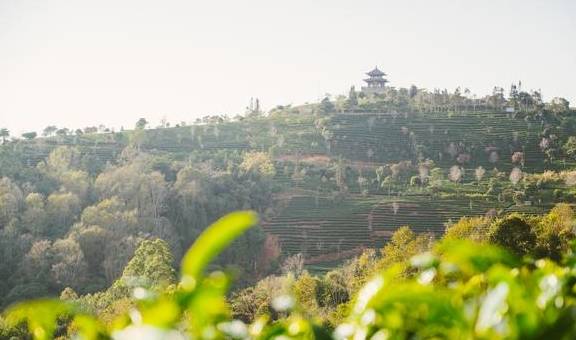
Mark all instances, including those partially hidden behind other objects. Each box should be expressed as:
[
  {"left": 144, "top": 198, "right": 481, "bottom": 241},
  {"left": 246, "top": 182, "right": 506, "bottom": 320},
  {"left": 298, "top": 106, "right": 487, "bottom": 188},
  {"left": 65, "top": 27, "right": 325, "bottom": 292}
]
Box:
[
  {"left": 180, "top": 210, "right": 258, "bottom": 287},
  {"left": 184, "top": 272, "right": 231, "bottom": 334},
  {"left": 139, "top": 297, "right": 181, "bottom": 329},
  {"left": 436, "top": 240, "right": 519, "bottom": 275},
  {"left": 71, "top": 314, "right": 108, "bottom": 340},
  {"left": 3, "top": 299, "right": 73, "bottom": 340}
]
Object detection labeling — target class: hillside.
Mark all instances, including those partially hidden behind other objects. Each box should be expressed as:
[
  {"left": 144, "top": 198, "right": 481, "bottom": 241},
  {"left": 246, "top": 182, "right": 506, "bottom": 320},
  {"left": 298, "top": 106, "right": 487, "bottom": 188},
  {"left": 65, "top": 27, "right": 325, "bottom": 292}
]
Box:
[{"left": 4, "top": 90, "right": 576, "bottom": 279}]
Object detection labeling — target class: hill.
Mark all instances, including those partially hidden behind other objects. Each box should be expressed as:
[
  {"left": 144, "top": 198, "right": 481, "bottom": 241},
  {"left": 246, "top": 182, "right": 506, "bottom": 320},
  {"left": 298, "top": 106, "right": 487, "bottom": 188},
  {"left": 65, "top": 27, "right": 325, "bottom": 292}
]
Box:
[{"left": 1, "top": 85, "right": 575, "bottom": 304}]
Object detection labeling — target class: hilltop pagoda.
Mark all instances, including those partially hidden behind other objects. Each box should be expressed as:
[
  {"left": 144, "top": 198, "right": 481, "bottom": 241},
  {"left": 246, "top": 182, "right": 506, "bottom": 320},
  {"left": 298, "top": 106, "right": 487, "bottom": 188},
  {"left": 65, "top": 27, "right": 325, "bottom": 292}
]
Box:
[{"left": 361, "top": 66, "right": 388, "bottom": 95}]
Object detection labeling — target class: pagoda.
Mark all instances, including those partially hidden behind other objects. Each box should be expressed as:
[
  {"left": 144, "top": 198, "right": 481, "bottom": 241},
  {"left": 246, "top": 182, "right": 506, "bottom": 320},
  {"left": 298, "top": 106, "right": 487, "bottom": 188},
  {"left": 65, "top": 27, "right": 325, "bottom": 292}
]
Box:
[{"left": 361, "top": 66, "right": 388, "bottom": 94}]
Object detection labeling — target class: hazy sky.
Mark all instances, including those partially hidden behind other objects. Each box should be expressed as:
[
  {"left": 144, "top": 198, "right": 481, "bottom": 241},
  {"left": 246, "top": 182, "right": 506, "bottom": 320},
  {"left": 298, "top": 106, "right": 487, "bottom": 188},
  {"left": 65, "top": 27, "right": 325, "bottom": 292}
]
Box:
[{"left": 1, "top": 0, "right": 575, "bottom": 134}]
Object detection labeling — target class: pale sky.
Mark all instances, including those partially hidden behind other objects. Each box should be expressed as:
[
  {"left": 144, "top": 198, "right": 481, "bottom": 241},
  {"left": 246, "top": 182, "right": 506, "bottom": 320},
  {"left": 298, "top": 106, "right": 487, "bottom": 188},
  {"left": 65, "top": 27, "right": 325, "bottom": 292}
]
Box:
[{"left": 0, "top": 0, "right": 575, "bottom": 135}]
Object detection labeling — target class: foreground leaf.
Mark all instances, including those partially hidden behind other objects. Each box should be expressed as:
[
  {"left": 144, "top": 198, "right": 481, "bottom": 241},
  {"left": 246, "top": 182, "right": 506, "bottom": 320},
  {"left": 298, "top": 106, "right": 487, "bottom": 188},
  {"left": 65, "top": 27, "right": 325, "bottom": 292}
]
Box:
[{"left": 180, "top": 210, "right": 258, "bottom": 287}]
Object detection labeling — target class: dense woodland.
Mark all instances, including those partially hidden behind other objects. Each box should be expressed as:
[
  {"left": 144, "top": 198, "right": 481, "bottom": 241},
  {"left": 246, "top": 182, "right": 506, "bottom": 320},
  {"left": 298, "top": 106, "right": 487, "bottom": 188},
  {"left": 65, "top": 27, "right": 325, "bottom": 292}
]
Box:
[
  {"left": 1, "top": 83, "right": 576, "bottom": 338},
  {"left": 0, "top": 144, "right": 276, "bottom": 307}
]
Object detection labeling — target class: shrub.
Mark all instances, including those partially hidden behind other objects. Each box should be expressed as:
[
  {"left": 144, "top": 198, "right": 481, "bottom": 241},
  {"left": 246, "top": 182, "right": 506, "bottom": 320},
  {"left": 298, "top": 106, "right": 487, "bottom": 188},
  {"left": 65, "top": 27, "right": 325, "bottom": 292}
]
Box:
[{"left": 488, "top": 214, "right": 537, "bottom": 256}]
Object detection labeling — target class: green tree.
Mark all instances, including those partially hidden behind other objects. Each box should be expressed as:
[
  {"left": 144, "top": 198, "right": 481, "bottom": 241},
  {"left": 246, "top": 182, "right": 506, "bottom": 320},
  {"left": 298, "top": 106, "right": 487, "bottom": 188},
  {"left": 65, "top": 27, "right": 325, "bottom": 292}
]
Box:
[
  {"left": 80, "top": 197, "right": 138, "bottom": 234},
  {"left": 346, "top": 86, "right": 358, "bottom": 109},
  {"left": 239, "top": 151, "right": 276, "bottom": 177},
  {"left": 0, "top": 177, "right": 23, "bottom": 227},
  {"left": 535, "top": 203, "right": 575, "bottom": 261},
  {"left": 117, "top": 239, "right": 176, "bottom": 289},
  {"left": 293, "top": 271, "right": 319, "bottom": 314},
  {"left": 55, "top": 128, "right": 69, "bottom": 136},
  {"left": 39, "top": 146, "right": 82, "bottom": 175},
  {"left": 563, "top": 136, "right": 576, "bottom": 159},
  {"left": 21, "top": 193, "right": 48, "bottom": 236},
  {"left": 21, "top": 131, "right": 37, "bottom": 140},
  {"left": 94, "top": 159, "right": 169, "bottom": 221},
  {"left": 59, "top": 287, "right": 79, "bottom": 300},
  {"left": 317, "top": 270, "right": 349, "bottom": 310},
  {"left": 488, "top": 214, "right": 537, "bottom": 256},
  {"left": 83, "top": 126, "right": 98, "bottom": 134},
  {"left": 101, "top": 236, "right": 140, "bottom": 284},
  {"left": 379, "top": 226, "right": 431, "bottom": 269},
  {"left": 42, "top": 125, "right": 57, "bottom": 137},
  {"left": 135, "top": 118, "right": 148, "bottom": 130},
  {"left": 444, "top": 216, "right": 491, "bottom": 243},
  {"left": 549, "top": 97, "right": 570, "bottom": 114},
  {"left": 49, "top": 238, "right": 88, "bottom": 291},
  {"left": 46, "top": 192, "right": 81, "bottom": 236},
  {"left": 59, "top": 170, "right": 91, "bottom": 201},
  {"left": 0, "top": 128, "right": 9, "bottom": 144},
  {"left": 20, "top": 240, "right": 53, "bottom": 282},
  {"left": 319, "top": 96, "right": 335, "bottom": 114},
  {"left": 73, "top": 226, "right": 111, "bottom": 275}
]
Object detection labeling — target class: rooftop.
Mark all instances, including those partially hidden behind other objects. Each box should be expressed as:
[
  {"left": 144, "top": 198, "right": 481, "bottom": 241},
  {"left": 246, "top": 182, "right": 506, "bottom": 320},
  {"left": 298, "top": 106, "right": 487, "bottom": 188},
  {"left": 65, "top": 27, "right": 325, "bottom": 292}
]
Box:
[
  {"left": 364, "top": 78, "right": 388, "bottom": 83},
  {"left": 366, "top": 67, "right": 386, "bottom": 77}
]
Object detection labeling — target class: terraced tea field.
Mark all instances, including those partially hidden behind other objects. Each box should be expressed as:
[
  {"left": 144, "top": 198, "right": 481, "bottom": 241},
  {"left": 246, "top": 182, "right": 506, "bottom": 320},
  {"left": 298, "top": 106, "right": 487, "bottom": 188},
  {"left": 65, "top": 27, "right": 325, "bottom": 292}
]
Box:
[
  {"left": 329, "top": 112, "right": 550, "bottom": 170},
  {"left": 263, "top": 192, "right": 546, "bottom": 254}
]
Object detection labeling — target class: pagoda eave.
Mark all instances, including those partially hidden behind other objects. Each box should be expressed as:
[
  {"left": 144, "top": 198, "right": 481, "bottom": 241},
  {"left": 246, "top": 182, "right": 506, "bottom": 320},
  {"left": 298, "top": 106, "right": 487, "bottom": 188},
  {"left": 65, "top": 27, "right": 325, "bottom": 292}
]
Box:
[{"left": 364, "top": 78, "right": 388, "bottom": 83}]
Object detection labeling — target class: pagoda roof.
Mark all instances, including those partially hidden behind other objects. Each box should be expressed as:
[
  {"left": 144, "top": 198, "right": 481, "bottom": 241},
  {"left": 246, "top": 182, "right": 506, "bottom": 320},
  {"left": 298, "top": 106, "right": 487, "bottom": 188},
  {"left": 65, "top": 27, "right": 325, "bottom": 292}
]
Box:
[
  {"left": 364, "top": 78, "right": 388, "bottom": 83},
  {"left": 366, "top": 67, "right": 386, "bottom": 77}
]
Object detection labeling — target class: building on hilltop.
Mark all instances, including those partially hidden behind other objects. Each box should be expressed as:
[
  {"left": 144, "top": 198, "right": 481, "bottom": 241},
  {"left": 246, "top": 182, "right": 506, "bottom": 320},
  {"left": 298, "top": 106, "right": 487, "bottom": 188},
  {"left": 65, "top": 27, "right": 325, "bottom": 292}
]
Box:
[{"left": 361, "top": 66, "right": 388, "bottom": 95}]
